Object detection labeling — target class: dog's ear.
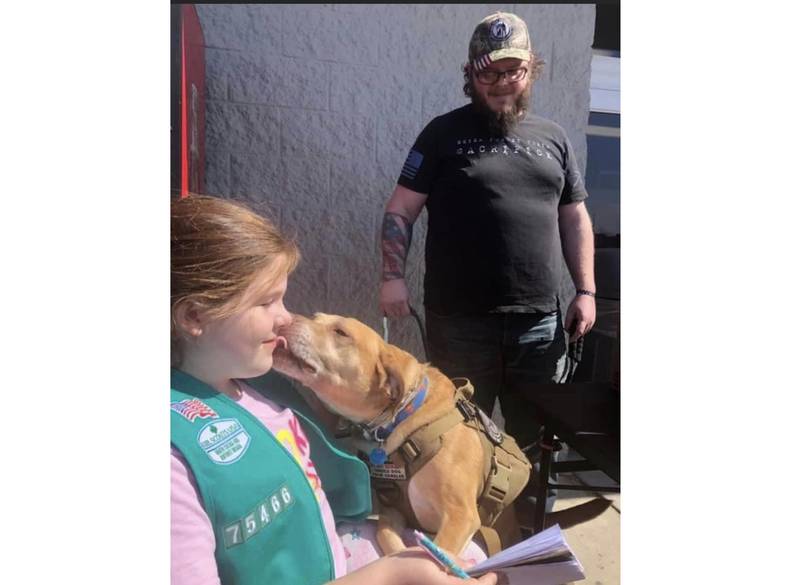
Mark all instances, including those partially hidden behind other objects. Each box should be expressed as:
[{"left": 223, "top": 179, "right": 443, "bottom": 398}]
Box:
[
  {"left": 373, "top": 361, "right": 403, "bottom": 404},
  {"left": 374, "top": 344, "right": 417, "bottom": 403}
]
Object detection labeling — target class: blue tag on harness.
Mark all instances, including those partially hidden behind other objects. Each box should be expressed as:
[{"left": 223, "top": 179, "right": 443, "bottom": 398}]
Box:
[{"left": 369, "top": 448, "right": 388, "bottom": 465}]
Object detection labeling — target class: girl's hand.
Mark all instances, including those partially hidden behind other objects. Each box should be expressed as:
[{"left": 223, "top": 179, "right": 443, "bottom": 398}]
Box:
[
  {"left": 385, "top": 547, "right": 497, "bottom": 585},
  {"left": 329, "top": 546, "right": 497, "bottom": 585}
]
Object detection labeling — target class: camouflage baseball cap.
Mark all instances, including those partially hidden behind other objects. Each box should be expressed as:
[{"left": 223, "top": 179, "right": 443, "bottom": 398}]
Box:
[{"left": 468, "top": 12, "right": 531, "bottom": 71}]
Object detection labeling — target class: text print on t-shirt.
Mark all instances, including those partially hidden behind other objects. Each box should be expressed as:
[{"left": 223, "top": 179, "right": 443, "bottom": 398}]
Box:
[{"left": 455, "top": 136, "right": 557, "bottom": 160}]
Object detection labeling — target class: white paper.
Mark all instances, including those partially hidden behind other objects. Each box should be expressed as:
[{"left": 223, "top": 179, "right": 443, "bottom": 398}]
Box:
[
  {"left": 466, "top": 525, "right": 585, "bottom": 584},
  {"left": 493, "top": 560, "right": 586, "bottom": 585}
]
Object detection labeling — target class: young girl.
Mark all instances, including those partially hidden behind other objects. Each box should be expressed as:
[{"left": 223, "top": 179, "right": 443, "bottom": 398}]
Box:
[{"left": 170, "top": 195, "right": 495, "bottom": 585}]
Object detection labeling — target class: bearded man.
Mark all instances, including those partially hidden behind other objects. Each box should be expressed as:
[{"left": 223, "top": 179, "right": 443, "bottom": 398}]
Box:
[{"left": 379, "top": 12, "right": 596, "bottom": 470}]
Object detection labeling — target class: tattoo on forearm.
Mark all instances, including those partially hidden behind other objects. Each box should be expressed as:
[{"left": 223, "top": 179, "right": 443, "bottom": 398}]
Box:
[{"left": 381, "top": 212, "right": 413, "bottom": 281}]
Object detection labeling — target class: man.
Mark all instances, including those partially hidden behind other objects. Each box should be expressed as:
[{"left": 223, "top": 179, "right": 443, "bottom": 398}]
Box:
[{"left": 379, "top": 11, "right": 596, "bottom": 458}]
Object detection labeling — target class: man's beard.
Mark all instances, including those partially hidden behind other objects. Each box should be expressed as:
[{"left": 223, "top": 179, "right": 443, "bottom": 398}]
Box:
[{"left": 471, "top": 79, "right": 532, "bottom": 137}]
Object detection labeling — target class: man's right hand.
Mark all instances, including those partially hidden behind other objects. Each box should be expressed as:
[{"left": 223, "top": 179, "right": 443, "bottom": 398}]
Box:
[{"left": 380, "top": 279, "right": 411, "bottom": 318}]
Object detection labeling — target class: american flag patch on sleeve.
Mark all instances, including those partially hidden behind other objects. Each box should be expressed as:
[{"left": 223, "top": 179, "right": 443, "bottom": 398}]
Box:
[{"left": 401, "top": 149, "right": 424, "bottom": 180}]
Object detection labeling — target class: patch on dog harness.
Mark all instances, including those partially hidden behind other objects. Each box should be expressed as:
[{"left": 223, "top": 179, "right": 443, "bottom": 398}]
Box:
[
  {"left": 476, "top": 409, "right": 503, "bottom": 446},
  {"left": 369, "top": 462, "right": 407, "bottom": 481}
]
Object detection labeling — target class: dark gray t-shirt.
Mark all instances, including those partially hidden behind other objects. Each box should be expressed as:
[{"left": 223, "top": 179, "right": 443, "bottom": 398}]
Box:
[{"left": 397, "top": 104, "right": 588, "bottom": 315}]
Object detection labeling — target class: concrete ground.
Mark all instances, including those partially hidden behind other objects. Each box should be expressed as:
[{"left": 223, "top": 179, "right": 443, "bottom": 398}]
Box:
[{"left": 516, "top": 443, "right": 620, "bottom": 585}]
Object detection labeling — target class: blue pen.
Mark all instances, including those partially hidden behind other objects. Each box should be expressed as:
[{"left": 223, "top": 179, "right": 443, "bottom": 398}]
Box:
[{"left": 413, "top": 529, "right": 470, "bottom": 580}]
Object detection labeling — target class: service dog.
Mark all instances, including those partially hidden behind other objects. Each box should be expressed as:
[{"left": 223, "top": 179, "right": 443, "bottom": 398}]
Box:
[{"left": 272, "top": 313, "right": 531, "bottom": 557}]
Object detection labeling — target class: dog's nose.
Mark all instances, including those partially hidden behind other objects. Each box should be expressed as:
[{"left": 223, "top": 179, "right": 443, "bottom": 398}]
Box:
[
  {"left": 277, "top": 312, "right": 306, "bottom": 334},
  {"left": 287, "top": 313, "right": 311, "bottom": 325},
  {"left": 275, "top": 311, "right": 294, "bottom": 332}
]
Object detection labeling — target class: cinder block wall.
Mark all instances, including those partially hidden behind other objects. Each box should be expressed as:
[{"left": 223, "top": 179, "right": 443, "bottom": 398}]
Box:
[{"left": 196, "top": 4, "right": 595, "bottom": 360}]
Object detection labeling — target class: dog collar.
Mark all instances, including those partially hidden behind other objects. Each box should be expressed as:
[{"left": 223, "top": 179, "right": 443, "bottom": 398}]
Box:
[
  {"left": 375, "top": 375, "right": 429, "bottom": 441},
  {"left": 363, "top": 376, "right": 429, "bottom": 464}
]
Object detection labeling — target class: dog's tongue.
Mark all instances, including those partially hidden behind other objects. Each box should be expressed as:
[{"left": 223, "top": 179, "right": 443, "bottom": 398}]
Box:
[{"left": 275, "top": 336, "right": 288, "bottom": 350}]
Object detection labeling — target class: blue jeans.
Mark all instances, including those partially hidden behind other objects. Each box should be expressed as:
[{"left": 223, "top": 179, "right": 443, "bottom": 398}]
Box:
[{"left": 425, "top": 309, "right": 567, "bottom": 451}]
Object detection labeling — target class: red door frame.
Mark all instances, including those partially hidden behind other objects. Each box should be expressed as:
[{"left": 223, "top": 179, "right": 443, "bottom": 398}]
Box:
[{"left": 171, "top": 5, "right": 205, "bottom": 198}]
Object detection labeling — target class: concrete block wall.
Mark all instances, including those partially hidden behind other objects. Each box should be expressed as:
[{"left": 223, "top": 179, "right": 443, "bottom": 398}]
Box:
[{"left": 196, "top": 4, "right": 595, "bottom": 360}]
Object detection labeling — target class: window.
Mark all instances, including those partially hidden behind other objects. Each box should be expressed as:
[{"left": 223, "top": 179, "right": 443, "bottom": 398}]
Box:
[{"left": 586, "top": 54, "right": 620, "bottom": 240}]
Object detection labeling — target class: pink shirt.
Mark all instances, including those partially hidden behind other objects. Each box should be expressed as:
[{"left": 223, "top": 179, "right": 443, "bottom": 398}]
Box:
[{"left": 171, "top": 382, "right": 348, "bottom": 585}]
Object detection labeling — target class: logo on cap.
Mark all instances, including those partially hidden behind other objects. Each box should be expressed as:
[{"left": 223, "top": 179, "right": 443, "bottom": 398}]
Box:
[{"left": 489, "top": 18, "right": 512, "bottom": 41}]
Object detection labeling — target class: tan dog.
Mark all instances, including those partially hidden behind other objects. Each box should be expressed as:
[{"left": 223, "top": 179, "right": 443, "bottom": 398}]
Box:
[{"left": 272, "top": 312, "right": 529, "bottom": 557}]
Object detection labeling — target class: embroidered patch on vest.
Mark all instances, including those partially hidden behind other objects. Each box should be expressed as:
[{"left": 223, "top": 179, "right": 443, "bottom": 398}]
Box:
[
  {"left": 197, "top": 418, "right": 251, "bottom": 465},
  {"left": 222, "top": 483, "right": 295, "bottom": 548},
  {"left": 170, "top": 398, "right": 218, "bottom": 422},
  {"left": 369, "top": 462, "right": 407, "bottom": 481}
]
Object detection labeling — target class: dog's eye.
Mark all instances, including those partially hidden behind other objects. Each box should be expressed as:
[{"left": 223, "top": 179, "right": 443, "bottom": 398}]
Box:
[{"left": 333, "top": 327, "right": 349, "bottom": 338}]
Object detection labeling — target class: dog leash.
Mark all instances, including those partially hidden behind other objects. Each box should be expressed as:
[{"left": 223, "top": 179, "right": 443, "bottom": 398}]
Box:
[
  {"left": 382, "top": 305, "right": 429, "bottom": 361},
  {"left": 383, "top": 308, "right": 582, "bottom": 383},
  {"left": 559, "top": 331, "right": 585, "bottom": 384}
]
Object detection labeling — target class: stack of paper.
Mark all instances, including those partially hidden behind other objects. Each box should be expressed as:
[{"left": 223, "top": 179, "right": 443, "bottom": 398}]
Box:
[{"left": 466, "top": 525, "right": 585, "bottom": 584}]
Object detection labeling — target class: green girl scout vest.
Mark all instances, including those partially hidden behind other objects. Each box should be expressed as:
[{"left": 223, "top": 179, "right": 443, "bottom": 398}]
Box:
[{"left": 170, "top": 369, "right": 371, "bottom": 585}]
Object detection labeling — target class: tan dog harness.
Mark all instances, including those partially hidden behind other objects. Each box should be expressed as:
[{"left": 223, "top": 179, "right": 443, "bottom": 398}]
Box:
[{"left": 365, "top": 378, "right": 531, "bottom": 553}]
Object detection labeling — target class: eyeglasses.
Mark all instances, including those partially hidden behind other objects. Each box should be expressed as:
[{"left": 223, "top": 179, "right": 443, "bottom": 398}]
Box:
[{"left": 474, "top": 67, "right": 528, "bottom": 85}]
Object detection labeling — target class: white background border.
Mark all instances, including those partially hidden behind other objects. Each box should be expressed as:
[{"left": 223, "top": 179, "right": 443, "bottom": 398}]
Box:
[{"left": 2, "top": 2, "right": 798, "bottom": 583}]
